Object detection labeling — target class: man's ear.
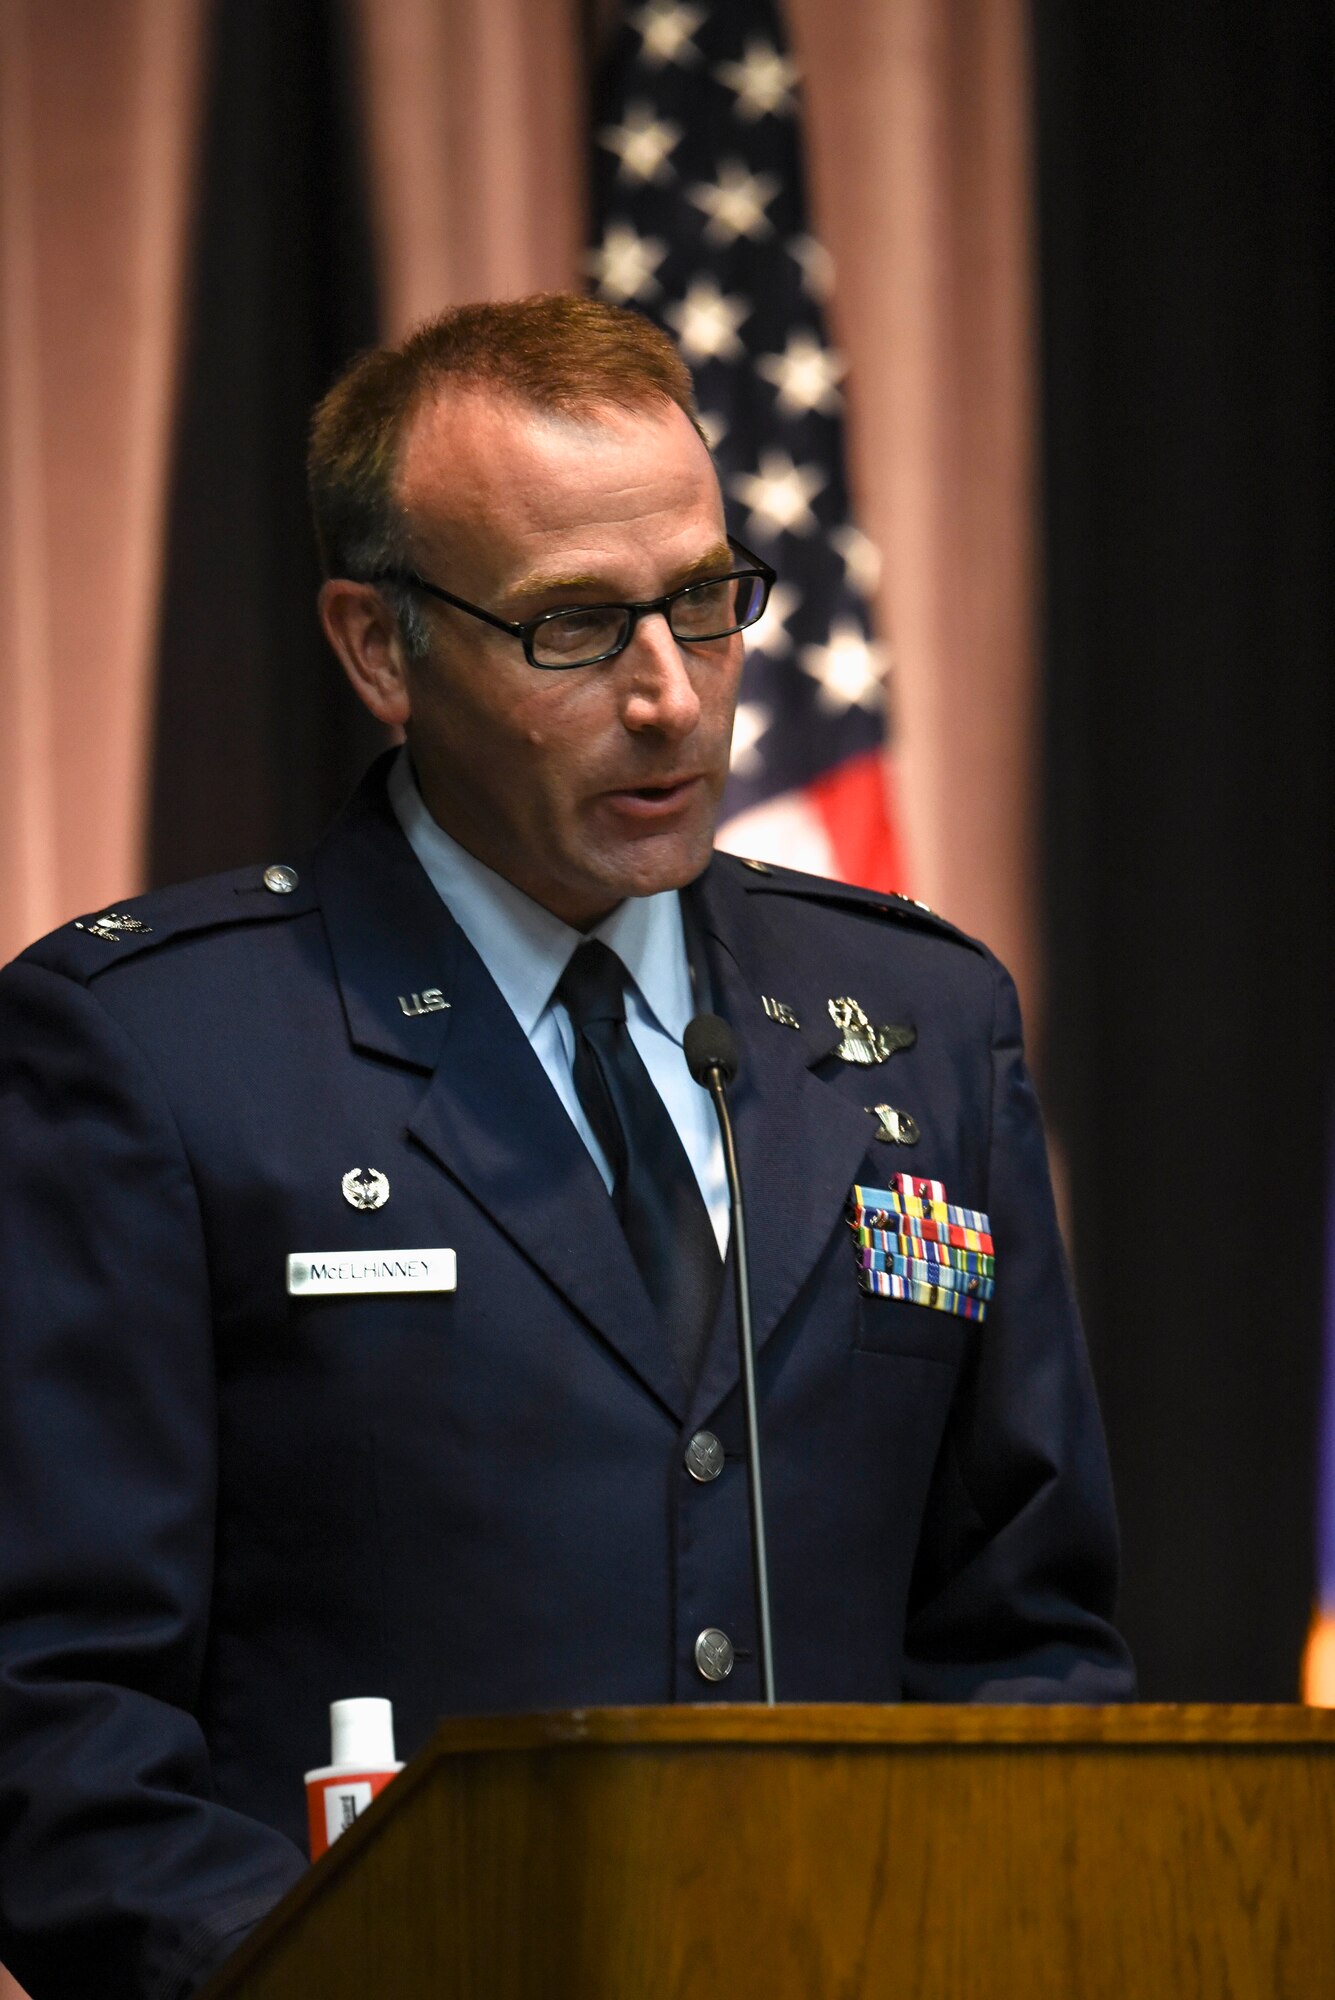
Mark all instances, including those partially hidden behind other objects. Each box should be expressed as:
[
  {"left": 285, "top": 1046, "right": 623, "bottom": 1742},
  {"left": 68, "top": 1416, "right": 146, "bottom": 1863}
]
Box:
[{"left": 318, "top": 579, "right": 413, "bottom": 727}]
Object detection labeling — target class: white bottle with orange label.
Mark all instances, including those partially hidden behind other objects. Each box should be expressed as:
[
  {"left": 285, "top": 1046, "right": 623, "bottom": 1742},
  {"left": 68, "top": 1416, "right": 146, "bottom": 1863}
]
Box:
[{"left": 304, "top": 1696, "right": 404, "bottom": 1860}]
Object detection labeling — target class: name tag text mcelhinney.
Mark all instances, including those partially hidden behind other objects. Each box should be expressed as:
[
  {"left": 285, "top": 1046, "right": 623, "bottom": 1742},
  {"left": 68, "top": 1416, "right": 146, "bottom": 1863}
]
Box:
[{"left": 287, "top": 1250, "right": 458, "bottom": 1296}]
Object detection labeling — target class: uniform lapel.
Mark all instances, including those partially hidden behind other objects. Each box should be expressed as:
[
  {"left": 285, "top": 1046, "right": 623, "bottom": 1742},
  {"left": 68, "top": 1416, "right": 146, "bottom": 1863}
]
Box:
[
  {"left": 684, "top": 859, "right": 873, "bottom": 1423},
  {"left": 312, "top": 758, "right": 461, "bottom": 1073},
  {"left": 313, "top": 763, "right": 688, "bottom": 1423},
  {"left": 407, "top": 941, "right": 688, "bottom": 1420}
]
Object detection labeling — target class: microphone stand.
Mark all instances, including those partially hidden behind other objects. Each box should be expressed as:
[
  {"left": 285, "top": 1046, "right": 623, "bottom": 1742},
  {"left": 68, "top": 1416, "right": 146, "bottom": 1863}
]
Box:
[{"left": 701, "top": 1062, "right": 777, "bottom": 1705}]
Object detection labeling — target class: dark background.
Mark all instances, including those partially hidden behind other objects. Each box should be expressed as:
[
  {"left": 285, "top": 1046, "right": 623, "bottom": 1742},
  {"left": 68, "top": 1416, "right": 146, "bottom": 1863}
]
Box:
[
  {"left": 1036, "top": 0, "right": 1333, "bottom": 1697},
  {"left": 149, "top": 0, "right": 1335, "bottom": 1698},
  {"left": 148, "top": 0, "right": 384, "bottom": 880}
]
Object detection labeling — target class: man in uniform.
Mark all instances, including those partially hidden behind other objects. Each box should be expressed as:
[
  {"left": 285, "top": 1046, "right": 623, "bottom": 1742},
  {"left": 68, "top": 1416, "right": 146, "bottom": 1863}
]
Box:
[{"left": 0, "top": 295, "right": 1132, "bottom": 2000}]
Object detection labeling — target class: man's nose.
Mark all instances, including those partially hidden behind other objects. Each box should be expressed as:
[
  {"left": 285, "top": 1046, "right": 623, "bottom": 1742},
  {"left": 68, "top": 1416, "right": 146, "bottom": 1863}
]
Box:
[{"left": 619, "top": 611, "right": 702, "bottom": 735}]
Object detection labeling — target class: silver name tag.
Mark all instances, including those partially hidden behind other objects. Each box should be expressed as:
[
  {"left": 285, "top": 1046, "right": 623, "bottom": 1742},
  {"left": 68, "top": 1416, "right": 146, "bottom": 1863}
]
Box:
[{"left": 287, "top": 1249, "right": 458, "bottom": 1296}]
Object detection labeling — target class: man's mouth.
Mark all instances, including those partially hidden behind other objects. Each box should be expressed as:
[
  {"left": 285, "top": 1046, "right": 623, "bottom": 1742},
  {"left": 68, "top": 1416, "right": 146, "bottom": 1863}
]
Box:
[{"left": 600, "top": 775, "right": 705, "bottom": 818}]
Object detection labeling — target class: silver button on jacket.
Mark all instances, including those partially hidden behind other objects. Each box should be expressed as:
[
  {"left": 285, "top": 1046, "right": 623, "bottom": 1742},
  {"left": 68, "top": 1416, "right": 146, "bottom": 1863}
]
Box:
[
  {"left": 684, "top": 1431, "right": 725, "bottom": 1482},
  {"left": 694, "top": 1628, "right": 735, "bottom": 1682}
]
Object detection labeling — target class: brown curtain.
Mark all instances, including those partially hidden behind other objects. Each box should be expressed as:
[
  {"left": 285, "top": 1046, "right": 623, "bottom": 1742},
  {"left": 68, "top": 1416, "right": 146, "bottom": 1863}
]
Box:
[
  {"left": 790, "top": 0, "right": 1040, "bottom": 1025},
  {"left": 0, "top": 9, "right": 204, "bottom": 1986},
  {"left": 0, "top": 0, "right": 206, "bottom": 968},
  {"left": 352, "top": 0, "right": 586, "bottom": 338}
]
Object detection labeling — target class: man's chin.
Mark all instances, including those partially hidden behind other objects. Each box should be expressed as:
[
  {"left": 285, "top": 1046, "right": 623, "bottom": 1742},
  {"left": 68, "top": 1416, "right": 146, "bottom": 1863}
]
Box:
[
  {"left": 611, "top": 817, "right": 718, "bottom": 895},
  {"left": 573, "top": 818, "right": 717, "bottom": 918}
]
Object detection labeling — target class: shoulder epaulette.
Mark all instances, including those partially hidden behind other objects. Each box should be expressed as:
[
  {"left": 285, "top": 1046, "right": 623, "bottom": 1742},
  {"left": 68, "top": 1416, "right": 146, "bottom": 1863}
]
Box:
[
  {"left": 21, "top": 858, "right": 317, "bottom": 984},
  {"left": 719, "top": 850, "right": 988, "bottom": 957}
]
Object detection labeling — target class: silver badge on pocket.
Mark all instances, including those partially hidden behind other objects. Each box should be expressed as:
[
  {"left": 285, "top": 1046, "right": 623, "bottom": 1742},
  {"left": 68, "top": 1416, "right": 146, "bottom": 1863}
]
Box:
[
  {"left": 342, "top": 1167, "right": 389, "bottom": 1211},
  {"left": 867, "top": 1104, "right": 920, "bottom": 1145}
]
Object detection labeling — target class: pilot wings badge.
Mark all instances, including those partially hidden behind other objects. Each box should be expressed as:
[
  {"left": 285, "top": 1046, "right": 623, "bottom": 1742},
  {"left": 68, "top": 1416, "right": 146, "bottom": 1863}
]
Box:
[{"left": 827, "top": 997, "right": 916, "bottom": 1067}]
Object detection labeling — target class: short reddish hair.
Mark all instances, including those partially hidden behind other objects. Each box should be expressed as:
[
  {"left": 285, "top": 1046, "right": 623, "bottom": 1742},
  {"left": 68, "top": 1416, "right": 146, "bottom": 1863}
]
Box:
[{"left": 307, "top": 294, "right": 703, "bottom": 592}]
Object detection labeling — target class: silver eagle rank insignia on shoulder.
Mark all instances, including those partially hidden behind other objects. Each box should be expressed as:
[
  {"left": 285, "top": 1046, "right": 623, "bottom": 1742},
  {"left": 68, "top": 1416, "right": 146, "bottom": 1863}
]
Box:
[{"left": 74, "top": 911, "right": 153, "bottom": 943}]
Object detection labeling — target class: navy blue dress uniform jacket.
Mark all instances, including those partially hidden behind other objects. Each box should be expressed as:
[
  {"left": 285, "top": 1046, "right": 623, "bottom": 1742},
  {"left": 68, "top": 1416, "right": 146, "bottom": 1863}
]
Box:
[{"left": 0, "top": 755, "right": 1132, "bottom": 1998}]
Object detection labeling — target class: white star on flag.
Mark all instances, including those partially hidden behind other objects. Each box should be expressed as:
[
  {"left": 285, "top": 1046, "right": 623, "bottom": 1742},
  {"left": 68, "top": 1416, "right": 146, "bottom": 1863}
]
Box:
[
  {"left": 714, "top": 39, "right": 801, "bottom": 119},
  {"left": 729, "top": 700, "right": 772, "bottom": 775},
  {"left": 799, "top": 621, "right": 887, "bottom": 713},
  {"left": 731, "top": 450, "right": 826, "bottom": 536},
  {"left": 787, "top": 233, "right": 835, "bottom": 302},
  {"left": 629, "top": 0, "right": 705, "bottom": 67},
  {"left": 665, "top": 276, "right": 752, "bottom": 361},
  {"left": 756, "top": 331, "right": 846, "bottom": 416},
  {"left": 590, "top": 0, "right": 902, "bottom": 890},
  {"left": 830, "top": 524, "right": 883, "bottom": 599},
  {"left": 598, "top": 102, "right": 682, "bottom": 183},
  {"left": 745, "top": 579, "right": 801, "bottom": 657},
  {"left": 585, "top": 222, "right": 667, "bottom": 303},
  {"left": 688, "top": 161, "right": 780, "bottom": 244}
]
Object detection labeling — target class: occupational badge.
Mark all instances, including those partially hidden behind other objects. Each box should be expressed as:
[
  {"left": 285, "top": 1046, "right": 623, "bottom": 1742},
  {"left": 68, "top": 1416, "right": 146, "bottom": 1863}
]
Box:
[
  {"left": 867, "top": 1104, "right": 920, "bottom": 1145},
  {"left": 342, "top": 1167, "right": 390, "bottom": 1211},
  {"left": 75, "top": 911, "right": 153, "bottom": 943},
  {"left": 827, "top": 997, "right": 916, "bottom": 1066}
]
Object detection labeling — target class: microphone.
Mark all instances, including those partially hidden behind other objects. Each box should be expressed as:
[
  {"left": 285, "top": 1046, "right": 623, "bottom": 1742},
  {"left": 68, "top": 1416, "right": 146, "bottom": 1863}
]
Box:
[
  {"left": 684, "top": 1014, "right": 776, "bottom": 1704},
  {"left": 684, "top": 1011, "right": 739, "bottom": 1086}
]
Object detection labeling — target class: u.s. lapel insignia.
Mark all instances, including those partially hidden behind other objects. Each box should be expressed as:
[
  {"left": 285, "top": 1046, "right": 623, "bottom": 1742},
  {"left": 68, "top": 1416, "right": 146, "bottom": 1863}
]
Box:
[
  {"left": 75, "top": 911, "right": 153, "bottom": 943},
  {"left": 342, "top": 1167, "right": 389, "bottom": 1211},
  {"left": 398, "top": 988, "right": 449, "bottom": 1018},
  {"left": 762, "top": 995, "right": 800, "bottom": 1030},
  {"left": 867, "top": 1104, "right": 920, "bottom": 1145}
]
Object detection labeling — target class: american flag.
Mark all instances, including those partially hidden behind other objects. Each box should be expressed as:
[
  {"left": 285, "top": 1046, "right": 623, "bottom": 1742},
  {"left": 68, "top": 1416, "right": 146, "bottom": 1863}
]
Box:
[{"left": 589, "top": 0, "right": 905, "bottom": 889}]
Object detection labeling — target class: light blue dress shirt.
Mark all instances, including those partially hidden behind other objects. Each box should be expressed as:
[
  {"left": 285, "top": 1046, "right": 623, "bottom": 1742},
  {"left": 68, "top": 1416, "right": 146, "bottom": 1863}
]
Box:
[{"left": 389, "top": 752, "right": 728, "bottom": 1255}]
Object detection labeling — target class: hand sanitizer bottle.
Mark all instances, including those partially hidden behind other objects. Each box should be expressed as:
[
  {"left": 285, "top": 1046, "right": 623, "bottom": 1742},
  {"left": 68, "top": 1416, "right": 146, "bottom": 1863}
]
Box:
[{"left": 304, "top": 1696, "right": 404, "bottom": 1860}]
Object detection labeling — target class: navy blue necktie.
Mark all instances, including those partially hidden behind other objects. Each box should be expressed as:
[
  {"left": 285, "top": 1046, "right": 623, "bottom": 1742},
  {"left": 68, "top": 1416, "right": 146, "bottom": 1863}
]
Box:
[{"left": 556, "top": 939, "right": 722, "bottom": 1387}]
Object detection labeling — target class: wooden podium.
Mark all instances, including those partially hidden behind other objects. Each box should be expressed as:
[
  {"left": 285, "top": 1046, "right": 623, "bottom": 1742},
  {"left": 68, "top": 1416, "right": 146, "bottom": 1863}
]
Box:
[{"left": 201, "top": 1705, "right": 1335, "bottom": 1999}]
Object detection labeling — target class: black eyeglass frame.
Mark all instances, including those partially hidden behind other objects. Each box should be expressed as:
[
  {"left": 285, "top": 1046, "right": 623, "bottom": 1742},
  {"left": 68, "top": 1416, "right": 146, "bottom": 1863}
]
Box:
[{"left": 364, "top": 535, "right": 777, "bottom": 671}]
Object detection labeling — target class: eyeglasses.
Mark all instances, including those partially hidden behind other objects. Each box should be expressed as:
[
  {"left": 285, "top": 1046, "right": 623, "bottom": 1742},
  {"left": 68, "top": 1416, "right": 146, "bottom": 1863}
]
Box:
[{"left": 365, "top": 535, "right": 776, "bottom": 671}]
